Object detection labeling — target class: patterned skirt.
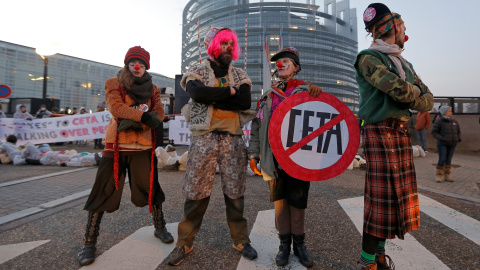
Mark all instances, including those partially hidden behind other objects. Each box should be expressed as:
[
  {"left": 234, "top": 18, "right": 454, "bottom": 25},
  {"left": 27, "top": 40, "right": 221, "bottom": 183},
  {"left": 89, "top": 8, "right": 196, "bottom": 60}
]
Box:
[{"left": 362, "top": 119, "right": 420, "bottom": 239}]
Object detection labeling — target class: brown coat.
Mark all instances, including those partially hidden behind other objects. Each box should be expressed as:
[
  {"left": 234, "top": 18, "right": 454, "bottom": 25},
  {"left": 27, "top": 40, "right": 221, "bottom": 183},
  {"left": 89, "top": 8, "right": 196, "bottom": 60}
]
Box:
[
  {"left": 104, "top": 77, "right": 164, "bottom": 145},
  {"left": 415, "top": 111, "right": 431, "bottom": 130}
]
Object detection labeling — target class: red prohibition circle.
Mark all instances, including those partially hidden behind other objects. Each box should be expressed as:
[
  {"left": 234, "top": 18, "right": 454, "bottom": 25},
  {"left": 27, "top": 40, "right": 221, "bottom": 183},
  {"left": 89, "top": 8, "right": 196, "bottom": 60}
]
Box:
[
  {"left": 0, "top": 85, "right": 12, "bottom": 98},
  {"left": 268, "top": 92, "right": 360, "bottom": 181}
]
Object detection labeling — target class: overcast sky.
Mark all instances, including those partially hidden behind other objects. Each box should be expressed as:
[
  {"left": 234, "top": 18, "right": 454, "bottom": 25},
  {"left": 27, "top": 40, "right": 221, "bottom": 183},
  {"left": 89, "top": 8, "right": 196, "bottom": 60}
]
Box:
[{"left": 1, "top": 0, "right": 479, "bottom": 97}]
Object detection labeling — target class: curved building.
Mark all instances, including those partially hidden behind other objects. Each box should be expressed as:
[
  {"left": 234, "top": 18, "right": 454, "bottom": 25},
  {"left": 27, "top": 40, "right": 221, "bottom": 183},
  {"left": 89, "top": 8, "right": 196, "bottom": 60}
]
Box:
[{"left": 182, "top": 0, "right": 359, "bottom": 111}]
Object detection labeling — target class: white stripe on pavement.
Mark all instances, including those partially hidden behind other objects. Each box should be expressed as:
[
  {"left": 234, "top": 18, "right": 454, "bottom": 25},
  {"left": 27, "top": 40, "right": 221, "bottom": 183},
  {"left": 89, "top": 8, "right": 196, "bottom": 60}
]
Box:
[
  {"left": 236, "top": 209, "right": 306, "bottom": 270},
  {"left": 338, "top": 196, "right": 450, "bottom": 270},
  {"left": 80, "top": 223, "right": 178, "bottom": 270},
  {"left": 419, "top": 194, "right": 480, "bottom": 246},
  {"left": 0, "top": 240, "right": 50, "bottom": 264},
  {"left": 0, "top": 167, "right": 95, "bottom": 188}
]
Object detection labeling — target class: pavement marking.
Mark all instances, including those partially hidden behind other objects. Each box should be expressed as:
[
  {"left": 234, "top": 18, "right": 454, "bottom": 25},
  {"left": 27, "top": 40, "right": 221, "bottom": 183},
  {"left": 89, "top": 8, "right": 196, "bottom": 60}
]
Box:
[
  {"left": 236, "top": 209, "right": 306, "bottom": 270},
  {"left": 39, "top": 189, "right": 92, "bottom": 208},
  {"left": 0, "top": 207, "right": 44, "bottom": 226},
  {"left": 80, "top": 223, "right": 178, "bottom": 270},
  {"left": 0, "top": 179, "right": 128, "bottom": 226},
  {"left": 419, "top": 194, "right": 480, "bottom": 246},
  {"left": 417, "top": 185, "right": 480, "bottom": 204},
  {"left": 0, "top": 240, "right": 50, "bottom": 264},
  {"left": 338, "top": 196, "right": 450, "bottom": 270},
  {"left": 0, "top": 167, "right": 95, "bottom": 188}
]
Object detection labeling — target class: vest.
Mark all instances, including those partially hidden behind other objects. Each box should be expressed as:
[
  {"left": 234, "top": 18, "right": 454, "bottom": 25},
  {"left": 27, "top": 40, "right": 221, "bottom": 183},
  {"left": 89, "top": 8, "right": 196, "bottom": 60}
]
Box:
[{"left": 355, "top": 49, "right": 415, "bottom": 124}]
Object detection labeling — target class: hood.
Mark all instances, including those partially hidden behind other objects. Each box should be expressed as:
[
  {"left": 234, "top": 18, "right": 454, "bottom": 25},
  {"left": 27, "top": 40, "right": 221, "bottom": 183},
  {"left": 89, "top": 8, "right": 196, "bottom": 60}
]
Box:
[{"left": 16, "top": 104, "right": 25, "bottom": 113}]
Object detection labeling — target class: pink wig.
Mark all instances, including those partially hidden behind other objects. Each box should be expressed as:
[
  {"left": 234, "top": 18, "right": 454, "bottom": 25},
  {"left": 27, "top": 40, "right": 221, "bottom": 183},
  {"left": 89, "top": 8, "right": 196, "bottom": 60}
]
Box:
[{"left": 207, "top": 29, "right": 240, "bottom": 61}]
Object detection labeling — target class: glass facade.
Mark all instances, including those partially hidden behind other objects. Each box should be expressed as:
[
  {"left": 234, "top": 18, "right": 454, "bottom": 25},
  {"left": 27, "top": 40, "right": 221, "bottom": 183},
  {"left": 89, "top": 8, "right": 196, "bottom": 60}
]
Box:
[
  {"left": 181, "top": 0, "right": 359, "bottom": 111},
  {"left": 0, "top": 40, "right": 174, "bottom": 113}
]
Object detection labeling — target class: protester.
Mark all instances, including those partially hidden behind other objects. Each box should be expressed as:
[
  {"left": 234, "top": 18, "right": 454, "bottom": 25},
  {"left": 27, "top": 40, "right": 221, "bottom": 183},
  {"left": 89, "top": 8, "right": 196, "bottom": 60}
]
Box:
[
  {"left": 35, "top": 104, "right": 52, "bottom": 118},
  {"left": 13, "top": 104, "right": 33, "bottom": 120},
  {"left": 71, "top": 107, "right": 78, "bottom": 115},
  {"left": 248, "top": 47, "right": 321, "bottom": 268},
  {"left": 0, "top": 103, "right": 6, "bottom": 118},
  {"left": 94, "top": 101, "right": 106, "bottom": 149},
  {"left": 354, "top": 3, "right": 433, "bottom": 269},
  {"left": 77, "top": 107, "right": 88, "bottom": 145},
  {"left": 165, "top": 28, "right": 257, "bottom": 266},
  {"left": 415, "top": 111, "right": 431, "bottom": 152},
  {"left": 78, "top": 46, "right": 173, "bottom": 266},
  {"left": 431, "top": 106, "right": 461, "bottom": 183}
]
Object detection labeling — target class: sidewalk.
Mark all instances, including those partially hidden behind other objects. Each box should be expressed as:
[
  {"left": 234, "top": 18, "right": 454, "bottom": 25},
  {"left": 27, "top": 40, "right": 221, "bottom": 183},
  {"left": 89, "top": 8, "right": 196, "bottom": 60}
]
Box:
[{"left": 413, "top": 150, "right": 480, "bottom": 203}]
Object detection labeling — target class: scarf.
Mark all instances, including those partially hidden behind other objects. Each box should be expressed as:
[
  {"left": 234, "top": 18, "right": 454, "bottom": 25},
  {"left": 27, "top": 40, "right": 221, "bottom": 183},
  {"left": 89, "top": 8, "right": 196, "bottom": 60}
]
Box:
[
  {"left": 125, "top": 72, "right": 153, "bottom": 104},
  {"left": 369, "top": 39, "right": 413, "bottom": 81}
]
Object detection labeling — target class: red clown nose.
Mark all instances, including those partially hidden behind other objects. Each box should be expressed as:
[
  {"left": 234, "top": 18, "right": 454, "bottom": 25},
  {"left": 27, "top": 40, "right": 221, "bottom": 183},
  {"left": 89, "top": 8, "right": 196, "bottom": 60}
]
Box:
[
  {"left": 227, "top": 46, "right": 233, "bottom": 52},
  {"left": 134, "top": 64, "right": 140, "bottom": 70},
  {"left": 405, "top": 35, "right": 409, "bottom": 42},
  {"left": 276, "top": 62, "right": 283, "bottom": 68}
]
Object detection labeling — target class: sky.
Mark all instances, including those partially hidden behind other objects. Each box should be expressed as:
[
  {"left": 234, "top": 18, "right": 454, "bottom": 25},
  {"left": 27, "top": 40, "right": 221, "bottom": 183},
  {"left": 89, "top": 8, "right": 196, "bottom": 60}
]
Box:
[{"left": 1, "top": 0, "right": 479, "bottom": 97}]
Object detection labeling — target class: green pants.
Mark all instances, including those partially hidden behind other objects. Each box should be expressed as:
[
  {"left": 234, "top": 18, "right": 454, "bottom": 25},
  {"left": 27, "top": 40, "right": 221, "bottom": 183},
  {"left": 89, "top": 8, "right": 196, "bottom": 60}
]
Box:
[{"left": 176, "top": 194, "right": 250, "bottom": 247}]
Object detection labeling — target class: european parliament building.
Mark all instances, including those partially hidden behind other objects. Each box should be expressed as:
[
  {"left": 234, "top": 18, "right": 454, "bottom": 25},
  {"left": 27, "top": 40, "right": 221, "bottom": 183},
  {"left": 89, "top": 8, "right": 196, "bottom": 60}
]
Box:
[
  {"left": 181, "top": 0, "right": 359, "bottom": 111},
  {"left": 0, "top": 40, "right": 174, "bottom": 114}
]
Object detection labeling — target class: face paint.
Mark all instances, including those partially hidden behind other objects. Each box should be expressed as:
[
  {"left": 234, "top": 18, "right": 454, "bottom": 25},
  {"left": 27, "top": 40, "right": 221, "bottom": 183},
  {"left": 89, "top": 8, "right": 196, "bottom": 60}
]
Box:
[{"left": 134, "top": 64, "right": 140, "bottom": 70}]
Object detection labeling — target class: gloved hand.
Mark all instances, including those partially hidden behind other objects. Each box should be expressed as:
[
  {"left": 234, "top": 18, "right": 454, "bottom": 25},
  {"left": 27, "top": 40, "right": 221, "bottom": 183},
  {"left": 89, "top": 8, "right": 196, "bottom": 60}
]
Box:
[
  {"left": 308, "top": 84, "right": 322, "bottom": 98},
  {"left": 141, "top": 112, "right": 161, "bottom": 129},
  {"left": 118, "top": 119, "right": 143, "bottom": 132},
  {"left": 249, "top": 158, "right": 262, "bottom": 176}
]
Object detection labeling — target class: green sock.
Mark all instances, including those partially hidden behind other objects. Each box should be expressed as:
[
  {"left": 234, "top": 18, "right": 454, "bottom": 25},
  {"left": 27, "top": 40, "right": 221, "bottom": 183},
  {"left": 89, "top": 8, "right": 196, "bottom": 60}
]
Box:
[
  {"left": 360, "top": 250, "right": 376, "bottom": 266},
  {"left": 377, "top": 240, "right": 386, "bottom": 255}
]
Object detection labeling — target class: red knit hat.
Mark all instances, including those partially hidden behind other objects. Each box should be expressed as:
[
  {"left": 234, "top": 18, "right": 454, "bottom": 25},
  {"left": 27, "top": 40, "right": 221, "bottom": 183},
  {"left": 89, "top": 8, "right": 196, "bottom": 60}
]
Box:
[{"left": 124, "top": 46, "right": 150, "bottom": 70}]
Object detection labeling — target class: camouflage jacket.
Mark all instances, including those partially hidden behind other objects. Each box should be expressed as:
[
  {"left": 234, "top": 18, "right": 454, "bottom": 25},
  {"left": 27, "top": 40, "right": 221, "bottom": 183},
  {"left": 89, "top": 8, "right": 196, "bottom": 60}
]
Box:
[{"left": 355, "top": 49, "right": 433, "bottom": 124}]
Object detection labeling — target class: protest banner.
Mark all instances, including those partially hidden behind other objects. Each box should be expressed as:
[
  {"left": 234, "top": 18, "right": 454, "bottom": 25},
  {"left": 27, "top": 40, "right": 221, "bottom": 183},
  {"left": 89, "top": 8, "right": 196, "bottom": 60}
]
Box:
[
  {"left": 169, "top": 115, "right": 252, "bottom": 146},
  {"left": 0, "top": 111, "right": 112, "bottom": 145}
]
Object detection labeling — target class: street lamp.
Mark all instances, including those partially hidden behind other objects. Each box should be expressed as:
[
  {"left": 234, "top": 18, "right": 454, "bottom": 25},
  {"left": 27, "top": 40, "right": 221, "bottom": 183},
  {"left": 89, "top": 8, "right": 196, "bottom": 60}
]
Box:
[{"left": 35, "top": 46, "right": 57, "bottom": 100}]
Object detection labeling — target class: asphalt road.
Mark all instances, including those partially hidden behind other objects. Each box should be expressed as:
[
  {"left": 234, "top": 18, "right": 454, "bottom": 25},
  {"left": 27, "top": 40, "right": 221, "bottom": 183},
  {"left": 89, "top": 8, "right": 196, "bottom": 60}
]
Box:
[{"left": 0, "top": 145, "right": 479, "bottom": 269}]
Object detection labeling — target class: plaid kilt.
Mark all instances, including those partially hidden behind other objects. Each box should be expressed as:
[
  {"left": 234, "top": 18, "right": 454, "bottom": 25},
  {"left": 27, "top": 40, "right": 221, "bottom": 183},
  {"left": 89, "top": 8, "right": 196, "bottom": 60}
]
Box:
[{"left": 362, "top": 119, "right": 420, "bottom": 239}]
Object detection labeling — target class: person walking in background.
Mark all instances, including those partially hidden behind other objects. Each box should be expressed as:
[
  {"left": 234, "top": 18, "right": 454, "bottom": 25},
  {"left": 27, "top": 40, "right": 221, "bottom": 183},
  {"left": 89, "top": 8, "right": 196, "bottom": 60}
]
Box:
[
  {"left": 248, "top": 47, "right": 321, "bottom": 268},
  {"left": 415, "top": 110, "right": 431, "bottom": 152},
  {"left": 165, "top": 27, "right": 257, "bottom": 266},
  {"left": 431, "top": 106, "right": 461, "bottom": 183},
  {"left": 354, "top": 3, "right": 433, "bottom": 269},
  {"left": 77, "top": 46, "right": 173, "bottom": 266}
]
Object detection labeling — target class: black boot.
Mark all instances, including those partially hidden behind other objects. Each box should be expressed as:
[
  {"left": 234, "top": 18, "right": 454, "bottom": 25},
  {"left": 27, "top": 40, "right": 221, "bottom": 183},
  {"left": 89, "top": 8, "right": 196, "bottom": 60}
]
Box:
[
  {"left": 275, "top": 233, "right": 291, "bottom": 266},
  {"left": 152, "top": 204, "right": 174, "bottom": 243},
  {"left": 292, "top": 233, "right": 313, "bottom": 268},
  {"left": 78, "top": 211, "right": 104, "bottom": 266}
]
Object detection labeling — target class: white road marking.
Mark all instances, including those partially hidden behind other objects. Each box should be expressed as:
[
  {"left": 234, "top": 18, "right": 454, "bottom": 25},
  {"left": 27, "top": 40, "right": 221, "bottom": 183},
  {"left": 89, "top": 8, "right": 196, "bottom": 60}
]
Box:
[
  {"left": 0, "top": 240, "right": 50, "bottom": 264},
  {"left": 236, "top": 209, "right": 306, "bottom": 270},
  {"left": 80, "top": 223, "right": 178, "bottom": 269},
  {"left": 419, "top": 194, "right": 480, "bottom": 246},
  {"left": 338, "top": 196, "right": 450, "bottom": 270},
  {"left": 0, "top": 167, "right": 94, "bottom": 188}
]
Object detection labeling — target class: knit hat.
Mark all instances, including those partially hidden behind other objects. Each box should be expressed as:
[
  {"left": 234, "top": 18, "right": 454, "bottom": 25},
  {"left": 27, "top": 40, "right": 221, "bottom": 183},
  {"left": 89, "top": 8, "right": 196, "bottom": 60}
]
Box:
[
  {"left": 124, "top": 46, "right": 150, "bottom": 70},
  {"left": 363, "top": 3, "right": 391, "bottom": 29},
  {"left": 271, "top": 46, "right": 301, "bottom": 71},
  {"left": 440, "top": 106, "right": 451, "bottom": 115}
]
